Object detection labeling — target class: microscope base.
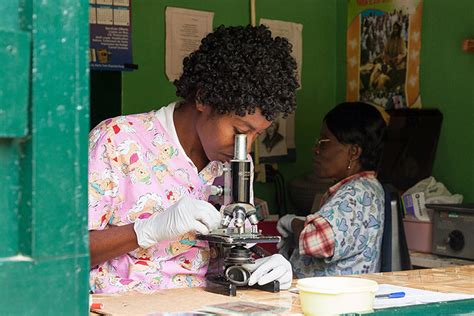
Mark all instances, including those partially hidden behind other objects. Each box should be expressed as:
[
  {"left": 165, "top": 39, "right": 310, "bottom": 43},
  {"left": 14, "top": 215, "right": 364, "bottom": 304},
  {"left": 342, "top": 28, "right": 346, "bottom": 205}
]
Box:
[{"left": 205, "top": 274, "right": 280, "bottom": 297}]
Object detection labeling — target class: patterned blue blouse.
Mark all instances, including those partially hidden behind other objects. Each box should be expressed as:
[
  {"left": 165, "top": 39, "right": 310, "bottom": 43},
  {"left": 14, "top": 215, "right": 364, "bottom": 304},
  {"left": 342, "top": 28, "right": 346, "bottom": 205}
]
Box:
[{"left": 291, "top": 174, "right": 385, "bottom": 278}]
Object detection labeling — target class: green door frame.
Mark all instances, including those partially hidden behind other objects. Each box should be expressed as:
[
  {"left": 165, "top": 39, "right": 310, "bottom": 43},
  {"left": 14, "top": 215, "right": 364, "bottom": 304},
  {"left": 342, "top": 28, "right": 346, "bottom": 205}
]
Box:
[{"left": 0, "top": 0, "right": 89, "bottom": 314}]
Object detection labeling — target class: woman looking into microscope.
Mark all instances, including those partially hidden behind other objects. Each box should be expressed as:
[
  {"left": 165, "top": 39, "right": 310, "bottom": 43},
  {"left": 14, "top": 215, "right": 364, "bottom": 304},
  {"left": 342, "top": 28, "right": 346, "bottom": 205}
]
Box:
[
  {"left": 277, "top": 102, "right": 387, "bottom": 277},
  {"left": 88, "top": 25, "right": 298, "bottom": 293}
]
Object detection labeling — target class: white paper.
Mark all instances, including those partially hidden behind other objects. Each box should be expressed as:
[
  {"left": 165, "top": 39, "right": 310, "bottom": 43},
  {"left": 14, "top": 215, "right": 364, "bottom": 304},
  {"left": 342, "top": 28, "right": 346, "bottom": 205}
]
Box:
[
  {"left": 96, "top": 6, "right": 113, "bottom": 25},
  {"left": 89, "top": 6, "right": 97, "bottom": 24},
  {"left": 374, "top": 284, "right": 474, "bottom": 309},
  {"left": 165, "top": 7, "right": 214, "bottom": 81},
  {"left": 113, "top": 0, "right": 129, "bottom": 6},
  {"left": 259, "top": 18, "right": 303, "bottom": 89},
  {"left": 113, "top": 7, "right": 130, "bottom": 26}
]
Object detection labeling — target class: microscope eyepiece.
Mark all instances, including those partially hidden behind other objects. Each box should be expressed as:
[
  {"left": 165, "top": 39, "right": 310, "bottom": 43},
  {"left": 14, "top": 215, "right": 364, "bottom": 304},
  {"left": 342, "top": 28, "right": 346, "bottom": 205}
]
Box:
[{"left": 233, "top": 134, "right": 248, "bottom": 160}]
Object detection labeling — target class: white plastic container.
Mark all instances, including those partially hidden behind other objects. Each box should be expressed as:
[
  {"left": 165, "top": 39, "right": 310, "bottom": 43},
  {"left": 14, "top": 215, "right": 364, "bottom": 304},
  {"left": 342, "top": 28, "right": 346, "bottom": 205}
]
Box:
[{"left": 296, "top": 276, "right": 378, "bottom": 316}]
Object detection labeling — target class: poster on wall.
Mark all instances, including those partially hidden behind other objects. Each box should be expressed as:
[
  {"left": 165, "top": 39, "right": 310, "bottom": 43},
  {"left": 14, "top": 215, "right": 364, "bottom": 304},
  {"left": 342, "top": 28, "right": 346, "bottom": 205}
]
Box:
[
  {"left": 165, "top": 7, "right": 214, "bottom": 81},
  {"left": 258, "top": 116, "right": 288, "bottom": 159},
  {"left": 346, "top": 0, "right": 423, "bottom": 109},
  {"left": 257, "top": 18, "right": 303, "bottom": 163},
  {"left": 260, "top": 19, "right": 303, "bottom": 89},
  {"left": 89, "top": 0, "right": 134, "bottom": 71}
]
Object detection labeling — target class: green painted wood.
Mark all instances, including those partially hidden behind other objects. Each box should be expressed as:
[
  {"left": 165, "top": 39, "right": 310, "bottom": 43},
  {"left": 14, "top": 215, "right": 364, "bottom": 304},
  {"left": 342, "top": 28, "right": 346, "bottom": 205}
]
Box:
[
  {"left": 0, "top": 1, "right": 21, "bottom": 30},
  {"left": 31, "top": 0, "right": 89, "bottom": 258},
  {"left": 367, "top": 298, "right": 474, "bottom": 315},
  {"left": 0, "top": 0, "right": 90, "bottom": 314},
  {"left": 18, "top": 135, "right": 33, "bottom": 256},
  {"left": 332, "top": 298, "right": 474, "bottom": 315},
  {"left": 0, "top": 140, "right": 21, "bottom": 257},
  {"left": 0, "top": 256, "right": 89, "bottom": 315},
  {"left": 0, "top": 30, "right": 30, "bottom": 137}
]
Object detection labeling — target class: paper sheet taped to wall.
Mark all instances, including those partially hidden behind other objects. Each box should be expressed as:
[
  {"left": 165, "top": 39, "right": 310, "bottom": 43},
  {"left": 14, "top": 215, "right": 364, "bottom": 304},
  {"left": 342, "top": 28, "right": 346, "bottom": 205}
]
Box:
[
  {"left": 260, "top": 18, "right": 303, "bottom": 89},
  {"left": 165, "top": 7, "right": 214, "bottom": 81}
]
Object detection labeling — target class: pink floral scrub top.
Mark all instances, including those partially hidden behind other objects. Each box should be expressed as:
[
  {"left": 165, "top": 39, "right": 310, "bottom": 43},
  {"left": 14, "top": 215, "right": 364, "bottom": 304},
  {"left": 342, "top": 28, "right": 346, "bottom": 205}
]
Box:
[{"left": 88, "top": 102, "right": 223, "bottom": 293}]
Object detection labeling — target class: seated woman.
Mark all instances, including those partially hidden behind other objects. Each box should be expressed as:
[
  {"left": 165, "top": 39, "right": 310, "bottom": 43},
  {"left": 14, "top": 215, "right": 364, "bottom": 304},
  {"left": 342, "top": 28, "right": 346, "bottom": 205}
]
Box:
[{"left": 278, "top": 102, "right": 387, "bottom": 277}]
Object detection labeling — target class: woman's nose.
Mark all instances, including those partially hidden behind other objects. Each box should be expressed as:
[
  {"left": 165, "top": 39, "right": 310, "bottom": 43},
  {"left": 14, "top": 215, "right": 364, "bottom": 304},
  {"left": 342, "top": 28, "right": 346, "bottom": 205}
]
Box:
[
  {"left": 313, "top": 145, "right": 320, "bottom": 155},
  {"left": 247, "top": 133, "right": 259, "bottom": 152}
]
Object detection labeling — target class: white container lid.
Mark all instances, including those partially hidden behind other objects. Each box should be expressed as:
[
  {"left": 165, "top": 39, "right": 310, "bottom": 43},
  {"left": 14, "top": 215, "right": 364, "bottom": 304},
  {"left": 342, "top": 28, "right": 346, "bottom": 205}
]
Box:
[{"left": 297, "top": 277, "right": 378, "bottom": 295}]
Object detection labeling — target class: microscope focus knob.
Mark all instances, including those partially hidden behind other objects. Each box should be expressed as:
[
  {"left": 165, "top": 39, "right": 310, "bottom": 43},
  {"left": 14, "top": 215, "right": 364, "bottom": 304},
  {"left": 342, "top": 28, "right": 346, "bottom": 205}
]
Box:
[
  {"left": 204, "top": 185, "right": 224, "bottom": 197},
  {"left": 447, "top": 230, "right": 464, "bottom": 252}
]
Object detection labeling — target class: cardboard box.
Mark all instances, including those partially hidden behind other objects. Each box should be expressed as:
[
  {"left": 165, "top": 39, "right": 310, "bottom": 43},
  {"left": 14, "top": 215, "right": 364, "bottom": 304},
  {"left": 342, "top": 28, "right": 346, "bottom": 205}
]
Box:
[{"left": 403, "top": 192, "right": 430, "bottom": 221}]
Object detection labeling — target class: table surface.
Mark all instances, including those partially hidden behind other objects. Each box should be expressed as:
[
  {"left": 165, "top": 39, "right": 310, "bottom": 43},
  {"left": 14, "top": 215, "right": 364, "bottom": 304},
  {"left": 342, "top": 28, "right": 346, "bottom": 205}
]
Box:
[{"left": 91, "top": 265, "right": 474, "bottom": 315}]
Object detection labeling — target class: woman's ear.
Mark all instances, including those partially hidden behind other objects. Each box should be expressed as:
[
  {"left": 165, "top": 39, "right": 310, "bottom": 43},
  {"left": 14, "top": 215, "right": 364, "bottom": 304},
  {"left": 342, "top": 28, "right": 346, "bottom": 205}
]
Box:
[
  {"left": 195, "top": 102, "right": 206, "bottom": 113},
  {"left": 195, "top": 102, "right": 216, "bottom": 119},
  {"left": 195, "top": 90, "right": 207, "bottom": 113},
  {"left": 350, "top": 144, "right": 362, "bottom": 161}
]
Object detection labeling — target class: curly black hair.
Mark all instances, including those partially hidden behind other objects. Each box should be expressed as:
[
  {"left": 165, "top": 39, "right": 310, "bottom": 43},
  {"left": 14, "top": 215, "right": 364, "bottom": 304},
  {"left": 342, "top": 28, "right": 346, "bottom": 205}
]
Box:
[
  {"left": 324, "top": 102, "right": 387, "bottom": 171},
  {"left": 174, "top": 24, "right": 299, "bottom": 121}
]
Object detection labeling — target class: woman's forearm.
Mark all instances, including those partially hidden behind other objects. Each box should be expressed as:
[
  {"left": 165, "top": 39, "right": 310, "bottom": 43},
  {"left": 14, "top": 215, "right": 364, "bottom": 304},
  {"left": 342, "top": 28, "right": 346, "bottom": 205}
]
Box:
[{"left": 89, "top": 224, "right": 139, "bottom": 268}]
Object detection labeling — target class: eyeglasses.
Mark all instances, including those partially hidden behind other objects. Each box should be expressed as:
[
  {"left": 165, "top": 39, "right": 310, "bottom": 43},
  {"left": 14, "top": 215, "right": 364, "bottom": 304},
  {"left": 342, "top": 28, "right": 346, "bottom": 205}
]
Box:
[{"left": 315, "top": 138, "right": 331, "bottom": 148}]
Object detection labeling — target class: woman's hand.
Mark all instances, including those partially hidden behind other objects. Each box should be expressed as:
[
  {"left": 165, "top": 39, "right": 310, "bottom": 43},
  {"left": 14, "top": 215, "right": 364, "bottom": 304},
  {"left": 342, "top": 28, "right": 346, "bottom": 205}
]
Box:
[
  {"left": 134, "top": 196, "right": 221, "bottom": 249},
  {"left": 277, "top": 214, "right": 305, "bottom": 237},
  {"left": 242, "top": 254, "right": 293, "bottom": 290}
]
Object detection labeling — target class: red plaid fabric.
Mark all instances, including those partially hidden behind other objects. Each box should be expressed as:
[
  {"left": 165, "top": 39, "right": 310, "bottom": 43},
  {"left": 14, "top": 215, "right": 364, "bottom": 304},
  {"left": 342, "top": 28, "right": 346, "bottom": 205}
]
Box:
[{"left": 299, "top": 214, "right": 335, "bottom": 258}]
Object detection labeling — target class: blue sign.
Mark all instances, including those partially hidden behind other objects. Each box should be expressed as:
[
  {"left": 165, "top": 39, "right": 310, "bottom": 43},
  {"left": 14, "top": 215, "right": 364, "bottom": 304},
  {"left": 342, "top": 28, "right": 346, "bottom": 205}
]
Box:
[{"left": 89, "top": 0, "right": 134, "bottom": 71}]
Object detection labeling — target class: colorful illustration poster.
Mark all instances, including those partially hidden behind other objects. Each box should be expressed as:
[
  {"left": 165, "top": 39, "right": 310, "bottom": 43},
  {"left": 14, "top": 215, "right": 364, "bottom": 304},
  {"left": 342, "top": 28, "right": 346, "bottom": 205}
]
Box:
[{"left": 346, "top": 0, "right": 423, "bottom": 109}]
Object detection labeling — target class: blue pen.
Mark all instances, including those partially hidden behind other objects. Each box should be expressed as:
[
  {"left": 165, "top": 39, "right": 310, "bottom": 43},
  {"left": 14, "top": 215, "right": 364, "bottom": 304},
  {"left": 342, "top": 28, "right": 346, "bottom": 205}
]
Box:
[{"left": 375, "top": 291, "right": 406, "bottom": 299}]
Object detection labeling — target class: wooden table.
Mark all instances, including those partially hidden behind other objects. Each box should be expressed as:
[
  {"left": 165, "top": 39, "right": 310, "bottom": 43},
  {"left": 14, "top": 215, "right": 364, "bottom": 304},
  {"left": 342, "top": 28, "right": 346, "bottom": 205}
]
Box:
[{"left": 91, "top": 265, "right": 474, "bottom": 315}]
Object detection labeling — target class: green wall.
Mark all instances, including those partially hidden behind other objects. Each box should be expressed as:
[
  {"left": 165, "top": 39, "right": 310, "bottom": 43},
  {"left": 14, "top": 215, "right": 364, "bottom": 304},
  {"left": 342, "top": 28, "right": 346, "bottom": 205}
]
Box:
[
  {"left": 253, "top": 0, "right": 340, "bottom": 211},
  {"left": 333, "top": 0, "right": 474, "bottom": 202},
  {"left": 122, "top": 0, "right": 251, "bottom": 112},
  {"left": 420, "top": 0, "right": 474, "bottom": 201},
  {"left": 122, "top": 0, "right": 340, "bottom": 212},
  {"left": 122, "top": 0, "right": 474, "bottom": 211}
]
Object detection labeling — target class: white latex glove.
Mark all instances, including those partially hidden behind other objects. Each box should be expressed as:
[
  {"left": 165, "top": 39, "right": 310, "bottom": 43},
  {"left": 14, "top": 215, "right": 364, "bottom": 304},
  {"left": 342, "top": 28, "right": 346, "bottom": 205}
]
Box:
[
  {"left": 277, "top": 214, "right": 306, "bottom": 237},
  {"left": 134, "top": 196, "right": 221, "bottom": 249},
  {"left": 242, "top": 254, "right": 293, "bottom": 290}
]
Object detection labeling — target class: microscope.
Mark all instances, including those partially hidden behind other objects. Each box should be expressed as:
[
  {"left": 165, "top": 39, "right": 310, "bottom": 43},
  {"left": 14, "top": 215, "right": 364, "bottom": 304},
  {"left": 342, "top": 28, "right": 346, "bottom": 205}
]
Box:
[{"left": 198, "top": 134, "right": 281, "bottom": 296}]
